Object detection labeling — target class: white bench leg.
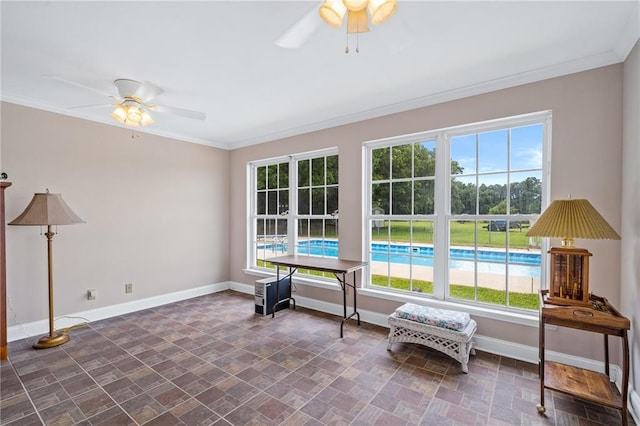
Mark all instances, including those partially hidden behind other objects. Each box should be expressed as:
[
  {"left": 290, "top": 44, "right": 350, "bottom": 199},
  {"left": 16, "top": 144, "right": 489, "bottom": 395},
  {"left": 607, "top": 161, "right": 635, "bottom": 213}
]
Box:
[{"left": 386, "top": 326, "right": 395, "bottom": 351}]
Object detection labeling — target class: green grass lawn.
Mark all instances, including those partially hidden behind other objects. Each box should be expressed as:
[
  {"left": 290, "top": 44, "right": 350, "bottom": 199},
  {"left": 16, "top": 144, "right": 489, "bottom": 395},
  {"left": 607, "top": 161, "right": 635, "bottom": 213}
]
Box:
[
  {"left": 372, "top": 220, "right": 535, "bottom": 249},
  {"left": 372, "top": 275, "right": 538, "bottom": 310}
]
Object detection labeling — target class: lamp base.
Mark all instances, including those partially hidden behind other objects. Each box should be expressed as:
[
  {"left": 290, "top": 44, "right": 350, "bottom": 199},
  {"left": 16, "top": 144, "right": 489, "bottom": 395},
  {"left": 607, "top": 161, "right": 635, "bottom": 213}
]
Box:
[{"left": 33, "top": 333, "right": 69, "bottom": 349}]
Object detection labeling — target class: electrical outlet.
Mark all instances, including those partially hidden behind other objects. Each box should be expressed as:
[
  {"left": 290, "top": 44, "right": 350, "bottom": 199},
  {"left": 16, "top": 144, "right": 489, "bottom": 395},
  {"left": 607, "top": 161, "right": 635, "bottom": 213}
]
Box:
[
  {"left": 125, "top": 283, "right": 133, "bottom": 294},
  {"left": 87, "top": 289, "right": 96, "bottom": 300}
]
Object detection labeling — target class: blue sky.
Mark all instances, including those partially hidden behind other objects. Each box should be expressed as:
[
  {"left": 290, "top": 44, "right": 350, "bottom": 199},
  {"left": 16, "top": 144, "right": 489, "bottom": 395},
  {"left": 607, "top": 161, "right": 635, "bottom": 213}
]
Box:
[{"left": 450, "top": 123, "right": 543, "bottom": 185}]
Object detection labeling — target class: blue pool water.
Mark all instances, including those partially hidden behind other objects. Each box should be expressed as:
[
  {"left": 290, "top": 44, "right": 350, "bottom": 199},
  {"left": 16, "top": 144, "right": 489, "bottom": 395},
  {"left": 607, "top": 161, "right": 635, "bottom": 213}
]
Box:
[{"left": 262, "top": 240, "right": 541, "bottom": 278}]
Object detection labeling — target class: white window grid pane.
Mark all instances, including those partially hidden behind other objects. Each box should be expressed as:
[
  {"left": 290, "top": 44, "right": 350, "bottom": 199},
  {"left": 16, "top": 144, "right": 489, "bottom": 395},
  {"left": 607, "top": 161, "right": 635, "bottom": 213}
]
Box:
[
  {"left": 249, "top": 149, "right": 339, "bottom": 278},
  {"left": 364, "top": 111, "right": 549, "bottom": 312}
]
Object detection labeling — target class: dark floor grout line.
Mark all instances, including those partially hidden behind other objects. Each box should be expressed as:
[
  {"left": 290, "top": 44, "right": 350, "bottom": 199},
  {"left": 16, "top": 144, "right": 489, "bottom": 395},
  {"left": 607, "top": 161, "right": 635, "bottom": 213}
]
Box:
[
  {"left": 87, "top": 298, "right": 328, "bottom": 425},
  {"left": 60, "top": 333, "right": 142, "bottom": 426},
  {"left": 6, "top": 355, "right": 46, "bottom": 426}
]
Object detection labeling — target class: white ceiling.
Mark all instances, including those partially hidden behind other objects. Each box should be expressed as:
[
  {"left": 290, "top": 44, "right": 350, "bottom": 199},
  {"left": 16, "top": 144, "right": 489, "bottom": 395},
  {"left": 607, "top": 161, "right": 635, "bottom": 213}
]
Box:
[{"left": 1, "top": 1, "right": 638, "bottom": 150}]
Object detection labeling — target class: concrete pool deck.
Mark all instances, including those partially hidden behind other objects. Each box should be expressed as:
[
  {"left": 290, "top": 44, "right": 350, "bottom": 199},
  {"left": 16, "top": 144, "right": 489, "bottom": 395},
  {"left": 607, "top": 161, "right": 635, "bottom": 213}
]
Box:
[{"left": 370, "top": 262, "right": 541, "bottom": 294}]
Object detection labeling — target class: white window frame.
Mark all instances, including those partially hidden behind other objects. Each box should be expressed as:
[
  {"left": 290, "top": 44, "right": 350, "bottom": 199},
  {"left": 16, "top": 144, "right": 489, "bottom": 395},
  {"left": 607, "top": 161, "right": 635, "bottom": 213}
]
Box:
[
  {"left": 247, "top": 147, "right": 340, "bottom": 285},
  {"left": 362, "top": 111, "right": 552, "bottom": 317}
]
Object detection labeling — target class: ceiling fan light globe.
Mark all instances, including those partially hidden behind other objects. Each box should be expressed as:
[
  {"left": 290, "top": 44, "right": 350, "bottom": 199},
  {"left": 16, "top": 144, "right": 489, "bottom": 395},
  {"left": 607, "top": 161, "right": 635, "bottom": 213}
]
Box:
[
  {"left": 140, "top": 110, "right": 154, "bottom": 126},
  {"left": 343, "top": 0, "right": 368, "bottom": 11},
  {"left": 319, "top": 0, "right": 346, "bottom": 28},
  {"left": 111, "top": 106, "right": 127, "bottom": 123},
  {"left": 368, "top": 0, "right": 397, "bottom": 24},
  {"left": 126, "top": 105, "right": 142, "bottom": 123}
]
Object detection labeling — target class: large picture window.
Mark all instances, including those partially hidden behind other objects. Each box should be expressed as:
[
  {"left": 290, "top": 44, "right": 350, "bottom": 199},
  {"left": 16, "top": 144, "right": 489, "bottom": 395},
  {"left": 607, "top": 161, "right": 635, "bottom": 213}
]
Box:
[
  {"left": 250, "top": 149, "right": 339, "bottom": 279},
  {"left": 365, "top": 112, "right": 550, "bottom": 311}
]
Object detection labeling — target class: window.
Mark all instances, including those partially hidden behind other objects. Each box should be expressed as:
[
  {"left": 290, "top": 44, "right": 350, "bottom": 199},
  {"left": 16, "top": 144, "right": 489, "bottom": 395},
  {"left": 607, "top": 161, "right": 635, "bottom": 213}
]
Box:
[
  {"left": 364, "top": 112, "right": 550, "bottom": 311},
  {"left": 250, "top": 149, "right": 339, "bottom": 279}
]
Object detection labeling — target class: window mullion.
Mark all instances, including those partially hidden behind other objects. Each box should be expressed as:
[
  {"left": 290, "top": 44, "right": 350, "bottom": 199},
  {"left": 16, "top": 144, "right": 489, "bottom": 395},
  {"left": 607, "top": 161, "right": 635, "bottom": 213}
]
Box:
[
  {"left": 289, "top": 157, "right": 297, "bottom": 255},
  {"left": 363, "top": 147, "right": 372, "bottom": 278},
  {"left": 433, "top": 132, "right": 448, "bottom": 299},
  {"left": 248, "top": 164, "right": 256, "bottom": 268}
]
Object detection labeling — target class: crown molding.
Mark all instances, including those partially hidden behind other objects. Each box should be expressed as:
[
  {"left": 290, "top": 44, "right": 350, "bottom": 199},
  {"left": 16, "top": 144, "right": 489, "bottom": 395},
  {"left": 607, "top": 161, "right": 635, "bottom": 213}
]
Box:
[
  {"left": 231, "top": 49, "right": 623, "bottom": 150},
  {"left": 1, "top": 48, "right": 626, "bottom": 152},
  {"left": 613, "top": 4, "right": 640, "bottom": 60}
]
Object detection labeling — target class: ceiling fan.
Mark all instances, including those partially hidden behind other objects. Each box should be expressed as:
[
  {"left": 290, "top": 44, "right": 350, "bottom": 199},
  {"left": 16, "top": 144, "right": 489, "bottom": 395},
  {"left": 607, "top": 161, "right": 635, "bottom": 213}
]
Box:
[
  {"left": 276, "top": 0, "right": 399, "bottom": 51},
  {"left": 53, "top": 77, "right": 206, "bottom": 128}
]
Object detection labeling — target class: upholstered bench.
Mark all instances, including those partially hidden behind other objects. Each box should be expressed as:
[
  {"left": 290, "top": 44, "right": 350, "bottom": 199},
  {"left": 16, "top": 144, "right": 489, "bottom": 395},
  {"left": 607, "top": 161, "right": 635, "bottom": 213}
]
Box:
[{"left": 387, "top": 303, "right": 477, "bottom": 373}]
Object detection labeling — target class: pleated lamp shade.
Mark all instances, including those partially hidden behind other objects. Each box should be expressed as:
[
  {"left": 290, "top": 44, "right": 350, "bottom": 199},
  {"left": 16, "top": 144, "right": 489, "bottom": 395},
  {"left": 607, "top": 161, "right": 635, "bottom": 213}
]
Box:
[
  {"left": 526, "top": 199, "right": 620, "bottom": 247},
  {"left": 9, "top": 192, "right": 84, "bottom": 226}
]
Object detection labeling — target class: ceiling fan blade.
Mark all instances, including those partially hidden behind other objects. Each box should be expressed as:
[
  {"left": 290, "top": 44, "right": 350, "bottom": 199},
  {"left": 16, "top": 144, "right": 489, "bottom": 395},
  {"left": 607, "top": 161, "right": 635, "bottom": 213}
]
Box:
[
  {"left": 68, "top": 103, "right": 111, "bottom": 109},
  {"left": 135, "top": 81, "right": 164, "bottom": 103},
  {"left": 275, "top": 3, "right": 321, "bottom": 49},
  {"left": 114, "top": 79, "right": 141, "bottom": 99},
  {"left": 47, "top": 75, "right": 116, "bottom": 98},
  {"left": 153, "top": 104, "right": 206, "bottom": 121}
]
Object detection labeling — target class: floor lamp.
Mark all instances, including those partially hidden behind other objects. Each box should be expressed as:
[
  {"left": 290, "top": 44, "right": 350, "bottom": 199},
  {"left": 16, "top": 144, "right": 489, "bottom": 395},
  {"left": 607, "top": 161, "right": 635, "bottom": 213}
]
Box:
[{"left": 9, "top": 189, "right": 84, "bottom": 349}]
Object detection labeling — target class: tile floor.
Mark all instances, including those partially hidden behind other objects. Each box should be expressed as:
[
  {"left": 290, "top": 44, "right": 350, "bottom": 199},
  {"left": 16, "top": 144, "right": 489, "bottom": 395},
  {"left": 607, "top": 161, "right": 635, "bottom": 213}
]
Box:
[{"left": 0, "top": 290, "right": 634, "bottom": 425}]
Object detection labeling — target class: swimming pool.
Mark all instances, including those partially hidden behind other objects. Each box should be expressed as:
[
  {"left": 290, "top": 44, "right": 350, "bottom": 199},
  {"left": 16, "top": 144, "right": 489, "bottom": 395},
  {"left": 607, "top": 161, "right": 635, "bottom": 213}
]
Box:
[{"left": 261, "top": 240, "right": 541, "bottom": 278}]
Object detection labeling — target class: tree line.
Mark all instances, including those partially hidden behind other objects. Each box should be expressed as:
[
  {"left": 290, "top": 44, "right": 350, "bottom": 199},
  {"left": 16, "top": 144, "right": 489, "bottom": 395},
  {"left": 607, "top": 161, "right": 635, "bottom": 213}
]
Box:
[
  {"left": 256, "top": 146, "right": 542, "bottom": 217},
  {"left": 372, "top": 143, "right": 541, "bottom": 215}
]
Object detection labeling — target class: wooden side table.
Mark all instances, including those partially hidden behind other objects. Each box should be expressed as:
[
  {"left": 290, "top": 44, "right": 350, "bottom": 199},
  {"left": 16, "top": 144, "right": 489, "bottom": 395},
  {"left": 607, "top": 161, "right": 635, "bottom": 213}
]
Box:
[{"left": 537, "top": 289, "right": 630, "bottom": 425}]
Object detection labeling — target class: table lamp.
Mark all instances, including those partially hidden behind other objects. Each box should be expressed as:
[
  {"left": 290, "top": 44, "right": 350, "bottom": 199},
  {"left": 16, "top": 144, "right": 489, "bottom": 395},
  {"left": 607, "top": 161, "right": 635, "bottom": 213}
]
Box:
[
  {"left": 9, "top": 189, "right": 84, "bottom": 348},
  {"left": 526, "top": 198, "right": 620, "bottom": 305}
]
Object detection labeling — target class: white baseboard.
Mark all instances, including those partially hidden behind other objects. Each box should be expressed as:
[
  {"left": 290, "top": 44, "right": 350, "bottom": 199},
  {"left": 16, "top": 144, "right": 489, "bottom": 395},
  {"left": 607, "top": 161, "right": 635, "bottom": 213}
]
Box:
[
  {"left": 10, "top": 279, "right": 636, "bottom": 420},
  {"left": 8, "top": 282, "right": 231, "bottom": 342}
]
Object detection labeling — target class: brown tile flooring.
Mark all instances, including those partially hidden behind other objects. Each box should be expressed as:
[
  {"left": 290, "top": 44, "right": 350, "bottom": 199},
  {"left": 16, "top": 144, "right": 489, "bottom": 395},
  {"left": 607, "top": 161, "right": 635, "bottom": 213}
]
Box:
[{"left": 0, "top": 290, "right": 634, "bottom": 426}]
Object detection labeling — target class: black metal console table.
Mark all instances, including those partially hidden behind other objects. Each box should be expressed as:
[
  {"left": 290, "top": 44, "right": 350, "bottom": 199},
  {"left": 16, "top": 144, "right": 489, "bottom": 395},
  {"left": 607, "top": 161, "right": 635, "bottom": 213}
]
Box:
[{"left": 264, "top": 255, "right": 367, "bottom": 338}]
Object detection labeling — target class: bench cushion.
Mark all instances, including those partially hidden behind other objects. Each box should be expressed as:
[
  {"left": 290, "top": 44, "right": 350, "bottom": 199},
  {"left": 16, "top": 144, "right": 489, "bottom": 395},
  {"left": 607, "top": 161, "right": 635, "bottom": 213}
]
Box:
[{"left": 394, "top": 303, "right": 470, "bottom": 331}]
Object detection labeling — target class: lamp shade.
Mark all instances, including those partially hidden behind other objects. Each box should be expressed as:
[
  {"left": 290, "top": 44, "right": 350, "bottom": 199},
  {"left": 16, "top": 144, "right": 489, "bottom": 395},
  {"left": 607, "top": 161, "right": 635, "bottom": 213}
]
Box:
[
  {"left": 343, "top": 0, "right": 368, "bottom": 11},
  {"left": 126, "top": 105, "right": 142, "bottom": 123},
  {"left": 140, "top": 110, "right": 154, "bottom": 126},
  {"left": 9, "top": 192, "right": 84, "bottom": 226},
  {"left": 319, "top": 0, "right": 347, "bottom": 28},
  {"left": 525, "top": 198, "right": 620, "bottom": 247},
  {"left": 111, "top": 106, "right": 127, "bottom": 123},
  {"left": 368, "top": 0, "right": 398, "bottom": 24}
]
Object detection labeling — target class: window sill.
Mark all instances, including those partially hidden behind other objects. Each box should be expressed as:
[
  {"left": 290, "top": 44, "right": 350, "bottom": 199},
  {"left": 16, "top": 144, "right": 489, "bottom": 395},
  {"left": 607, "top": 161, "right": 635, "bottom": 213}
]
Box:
[
  {"left": 358, "top": 287, "right": 539, "bottom": 328},
  {"left": 243, "top": 268, "right": 342, "bottom": 292}
]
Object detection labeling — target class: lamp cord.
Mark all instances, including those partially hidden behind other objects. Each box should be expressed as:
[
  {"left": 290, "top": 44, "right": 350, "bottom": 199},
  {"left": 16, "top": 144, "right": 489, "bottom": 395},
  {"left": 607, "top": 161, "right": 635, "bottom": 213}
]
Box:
[
  {"left": 6, "top": 296, "right": 90, "bottom": 345},
  {"left": 55, "top": 316, "right": 90, "bottom": 334}
]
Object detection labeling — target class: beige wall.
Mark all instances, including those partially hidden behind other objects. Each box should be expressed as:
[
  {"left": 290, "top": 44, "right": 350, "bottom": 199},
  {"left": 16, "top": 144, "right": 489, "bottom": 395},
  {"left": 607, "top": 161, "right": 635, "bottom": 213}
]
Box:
[
  {"left": 621, "top": 39, "right": 640, "bottom": 412},
  {"left": 229, "top": 64, "right": 624, "bottom": 359},
  {"left": 1, "top": 102, "right": 230, "bottom": 325},
  {"left": 0, "top": 62, "right": 628, "bottom": 365}
]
